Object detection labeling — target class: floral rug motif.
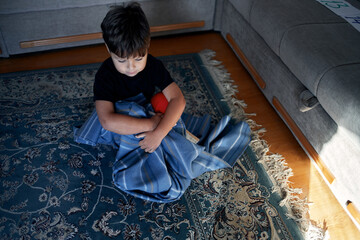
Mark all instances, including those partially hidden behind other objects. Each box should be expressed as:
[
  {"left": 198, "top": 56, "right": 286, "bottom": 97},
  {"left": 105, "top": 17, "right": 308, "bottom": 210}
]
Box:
[{"left": 0, "top": 51, "right": 304, "bottom": 239}]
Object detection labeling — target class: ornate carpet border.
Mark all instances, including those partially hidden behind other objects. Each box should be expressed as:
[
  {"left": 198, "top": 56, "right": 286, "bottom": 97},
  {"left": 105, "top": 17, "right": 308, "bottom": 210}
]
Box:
[{"left": 197, "top": 49, "right": 327, "bottom": 240}]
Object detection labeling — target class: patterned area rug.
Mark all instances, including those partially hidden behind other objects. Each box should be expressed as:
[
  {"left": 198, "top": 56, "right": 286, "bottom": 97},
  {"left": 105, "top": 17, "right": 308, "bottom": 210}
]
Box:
[{"left": 0, "top": 50, "right": 308, "bottom": 239}]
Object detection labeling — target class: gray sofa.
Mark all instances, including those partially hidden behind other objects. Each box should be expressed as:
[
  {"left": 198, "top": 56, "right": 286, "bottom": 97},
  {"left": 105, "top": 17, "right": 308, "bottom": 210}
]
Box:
[
  {"left": 215, "top": 0, "right": 360, "bottom": 229},
  {"left": 0, "top": 0, "right": 215, "bottom": 56},
  {"left": 1, "top": 0, "right": 359, "bottom": 230}
]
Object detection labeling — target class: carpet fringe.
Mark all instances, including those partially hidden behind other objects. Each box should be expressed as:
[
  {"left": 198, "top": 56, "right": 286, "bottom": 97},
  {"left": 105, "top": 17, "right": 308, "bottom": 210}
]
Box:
[{"left": 198, "top": 49, "right": 328, "bottom": 240}]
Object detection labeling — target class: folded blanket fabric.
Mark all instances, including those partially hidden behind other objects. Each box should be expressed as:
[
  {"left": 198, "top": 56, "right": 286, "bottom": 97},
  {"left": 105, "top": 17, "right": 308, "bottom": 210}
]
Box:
[{"left": 74, "top": 94, "right": 251, "bottom": 202}]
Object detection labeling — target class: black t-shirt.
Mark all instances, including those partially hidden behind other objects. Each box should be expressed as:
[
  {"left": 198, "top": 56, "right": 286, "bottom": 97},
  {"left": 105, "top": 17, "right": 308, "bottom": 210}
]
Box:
[{"left": 94, "top": 54, "right": 174, "bottom": 102}]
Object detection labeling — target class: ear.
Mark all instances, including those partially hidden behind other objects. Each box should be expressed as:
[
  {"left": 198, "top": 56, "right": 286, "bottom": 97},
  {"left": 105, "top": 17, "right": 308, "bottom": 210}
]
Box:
[{"left": 104, "top": 43, "right": 110, "bottom": 54}]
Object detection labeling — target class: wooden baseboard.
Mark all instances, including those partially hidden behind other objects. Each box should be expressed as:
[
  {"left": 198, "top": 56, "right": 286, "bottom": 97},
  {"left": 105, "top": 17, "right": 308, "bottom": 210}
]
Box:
[
  {"left": 272, "top": 97, "right": 335, "bottom": 184},
  {"left": 150, "top": 21, "right": 205, "bottom": 33},
  {"left": 347, "top": 201, "right": 360, "bottom": 226},
  {"left": 20, "top": 33, "right": 102, "bottom": 49},
  {"left": 225, "top": 33, "right": 266, "bottom": 89},
  {"left": 20, "top": 21, "right": 205, "bottom": 49},
  {"left": 225, "top": 32, "right": 335, "bottom": 184}
]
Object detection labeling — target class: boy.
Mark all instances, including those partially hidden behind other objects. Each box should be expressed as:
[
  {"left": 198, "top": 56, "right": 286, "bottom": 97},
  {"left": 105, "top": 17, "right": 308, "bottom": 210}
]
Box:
[
  {"left": 95, "top": 2, "right": 186, "bottom": 153},
  {"left": 74, "top": 1, "right": 250, "bottom": 202}
]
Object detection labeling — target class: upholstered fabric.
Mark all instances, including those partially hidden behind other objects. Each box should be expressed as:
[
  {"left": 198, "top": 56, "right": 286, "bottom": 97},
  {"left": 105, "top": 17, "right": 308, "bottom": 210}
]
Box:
[
  {"left": 280, "top": 23, "right": 360, "bottom": 96},
  {"left": 228, "top": 0, "right": 254, "bottom": 21},
  {"left": 0, "top": 0, "right": 215, "bottom": 56},
  {"left": 225, "top": 0, "right": 360, "bottom": 144},
  {"left": 220, "top": 0, "right": 360, "bottom": 218},
  {"left": 0, "top": 0, "right": 115, "bottom": 14},
  {"left": 317, "top": 64, "right": 360, "bottom": 137},
  {"left": 250, "top": 0, "right": 343, "bottom": 55}
]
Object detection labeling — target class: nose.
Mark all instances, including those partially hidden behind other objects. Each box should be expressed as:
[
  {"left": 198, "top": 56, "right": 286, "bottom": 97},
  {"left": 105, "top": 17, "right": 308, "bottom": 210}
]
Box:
[{"left": 128, "top": 59, "right": 136, "bottom": 71}]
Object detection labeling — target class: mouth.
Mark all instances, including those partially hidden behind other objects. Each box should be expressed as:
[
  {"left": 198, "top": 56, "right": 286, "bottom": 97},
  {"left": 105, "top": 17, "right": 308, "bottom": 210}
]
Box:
[{"left": 127, "top": 71, "right": 137, "bottom": 76}]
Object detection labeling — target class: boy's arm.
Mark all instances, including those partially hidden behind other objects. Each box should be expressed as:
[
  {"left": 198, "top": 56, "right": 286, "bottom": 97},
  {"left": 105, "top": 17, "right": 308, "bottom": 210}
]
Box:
[
  {"left": 137, "top": 82, "right": 186, "bottom": 152},
  {"left": 95, "top": 100, "right": 162, "bottom": 135}
]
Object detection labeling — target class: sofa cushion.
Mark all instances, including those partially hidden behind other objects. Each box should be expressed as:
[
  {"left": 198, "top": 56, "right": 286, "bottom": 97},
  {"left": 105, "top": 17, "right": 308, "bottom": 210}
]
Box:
[
  {"left": 280, "top": 22, "right": 360, "bottom": 135},
  {"left": 317, "top": 64, "right": 360, "bottom": 136},
  {"left": 249, "top": 0, "right": 343, "bottom": 55},
  {"left": 280, "top": 23, "right": 360, "bottom": 95}
]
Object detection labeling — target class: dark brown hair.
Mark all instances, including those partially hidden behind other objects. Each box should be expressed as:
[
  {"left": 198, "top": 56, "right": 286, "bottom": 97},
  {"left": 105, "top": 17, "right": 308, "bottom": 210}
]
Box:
[{"left": 101, "top": 2, "right": 150, "bottom": 58}]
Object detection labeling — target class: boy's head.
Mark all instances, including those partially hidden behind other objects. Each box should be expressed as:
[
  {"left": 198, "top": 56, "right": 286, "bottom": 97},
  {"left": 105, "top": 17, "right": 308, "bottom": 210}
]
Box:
[{"left": 101, "top": 2, "right": 150, "bottom": 59}]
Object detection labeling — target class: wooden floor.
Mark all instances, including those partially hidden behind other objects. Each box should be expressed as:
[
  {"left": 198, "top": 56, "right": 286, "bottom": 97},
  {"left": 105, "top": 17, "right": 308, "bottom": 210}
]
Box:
[{"left": 1, "top": 31, "right": 359, "bottom": 239}]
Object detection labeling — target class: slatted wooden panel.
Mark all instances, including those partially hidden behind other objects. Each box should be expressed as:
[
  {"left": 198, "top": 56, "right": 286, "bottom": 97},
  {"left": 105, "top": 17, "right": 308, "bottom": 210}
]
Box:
[
  {"left": 226, "top": 33, "right": 266, "bottom": 89},
  {"left": 20, "top": 21, "right": 205, "bottom": 49},
  {"left": 347, "top": 201, "right": 360, "bottom": 226},
  {"left": 272, "top": 97, "right": 335, "bottom": 184}
]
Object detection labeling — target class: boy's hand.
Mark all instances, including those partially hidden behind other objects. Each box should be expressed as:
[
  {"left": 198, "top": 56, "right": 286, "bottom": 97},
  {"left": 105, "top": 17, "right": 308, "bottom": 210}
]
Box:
[
  {"left": 136, "top": 130, "right": 164, "bottom": 153},
  {"left": 136, "top": 82, "right": 186, "bottom": 153}
]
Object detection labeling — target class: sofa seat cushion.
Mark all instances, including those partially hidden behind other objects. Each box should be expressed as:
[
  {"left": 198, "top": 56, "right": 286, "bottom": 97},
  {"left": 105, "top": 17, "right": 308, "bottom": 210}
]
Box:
[
  {"left": 317, "top": 65, "right": 360, "bottom": 137},
  {"left": 249, "top": 0, "right": 343, "bottom": 55},
  {"left": 280, "top": 23, "right": 360, "bottom": 95},
  {"left": 245, "top": 0, "right": 360, "bottom": 133},
  {"left": 279, "top": 22, "right": 360, "bottom": 134}
]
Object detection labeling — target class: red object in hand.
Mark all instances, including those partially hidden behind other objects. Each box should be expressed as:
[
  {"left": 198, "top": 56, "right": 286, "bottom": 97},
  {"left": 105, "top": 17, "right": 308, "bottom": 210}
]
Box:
[{"left": 151, "top": 92, "right": 168, "bottom": 114}]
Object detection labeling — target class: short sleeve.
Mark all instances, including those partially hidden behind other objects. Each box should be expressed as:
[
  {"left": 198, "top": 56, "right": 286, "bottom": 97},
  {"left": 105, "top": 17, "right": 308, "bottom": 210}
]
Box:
[
  {"left": 149, "top": 55, "right": 174, "bottom": 91},
  {"left": 93, "top": 59, "right": 118, "bottom": 102}
]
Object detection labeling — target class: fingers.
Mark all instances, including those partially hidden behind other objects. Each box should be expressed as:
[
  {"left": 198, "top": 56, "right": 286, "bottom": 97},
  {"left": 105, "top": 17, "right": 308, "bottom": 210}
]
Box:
[
  {"left": 136, "top": 133, "right": 145, "bottom": 139},
  {"left": 141, "top": 144, "right": 155, "bottom": 153},
  {"left": 136, "top": 132, "right": 161, "bottom": 153},
  {"left": 137, "top": 137, "right": 154, "bottom": 153},
  {"left": 146, "top": 148, "right": 154, "bottom": 153}
]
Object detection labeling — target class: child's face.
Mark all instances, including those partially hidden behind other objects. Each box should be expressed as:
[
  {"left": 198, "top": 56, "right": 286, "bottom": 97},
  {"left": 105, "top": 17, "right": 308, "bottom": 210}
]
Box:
[{"left": 109, "top": 51, "right": 148, "bottom": 77}]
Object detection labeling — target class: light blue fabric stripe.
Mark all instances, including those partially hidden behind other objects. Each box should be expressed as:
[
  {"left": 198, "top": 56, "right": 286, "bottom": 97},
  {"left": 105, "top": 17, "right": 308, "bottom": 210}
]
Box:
[
  {"left": 74, "top": 94, "right": 251, "bottom": 202},
  {"left": 181, "top": 113, "right": 211, "bottom": 142}
]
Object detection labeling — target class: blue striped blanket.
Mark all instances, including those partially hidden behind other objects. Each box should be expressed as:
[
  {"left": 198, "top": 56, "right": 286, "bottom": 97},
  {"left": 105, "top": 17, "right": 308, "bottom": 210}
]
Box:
[{"left": 74, "top": 94, "right": 251, "bottom": 202}]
